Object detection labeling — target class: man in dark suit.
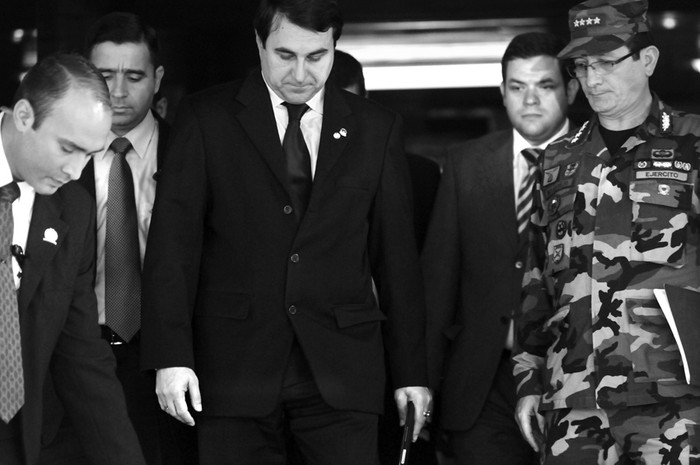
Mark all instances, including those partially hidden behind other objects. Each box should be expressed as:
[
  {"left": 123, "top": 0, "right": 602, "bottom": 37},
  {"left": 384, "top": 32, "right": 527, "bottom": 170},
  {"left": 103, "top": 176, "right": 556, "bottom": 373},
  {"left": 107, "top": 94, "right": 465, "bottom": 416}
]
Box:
[
  {"left": 422, "top": 32, "right": 579, "bottom": 465},
  {"left": 0, "top": 53, "right": 145, "bottom": 465},
  {"left": 77, "top": 12, "right": 196, "bottom": 465},
  {"left": 37, "top": 13, "right": 197, "bottom": 465},
  {"left": 140, "top": 0, "right": 431, "bottom": 463}
]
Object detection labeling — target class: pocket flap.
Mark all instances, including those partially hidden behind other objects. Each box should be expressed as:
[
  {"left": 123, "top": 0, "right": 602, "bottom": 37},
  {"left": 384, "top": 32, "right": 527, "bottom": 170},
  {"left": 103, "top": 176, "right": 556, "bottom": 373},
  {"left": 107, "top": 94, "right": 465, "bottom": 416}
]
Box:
[
  {"left": 629, "top": 180, "right": 693, "bottom": 209},
  {"left": 334, "top": 303, "right": 386, "bottom": 328}
]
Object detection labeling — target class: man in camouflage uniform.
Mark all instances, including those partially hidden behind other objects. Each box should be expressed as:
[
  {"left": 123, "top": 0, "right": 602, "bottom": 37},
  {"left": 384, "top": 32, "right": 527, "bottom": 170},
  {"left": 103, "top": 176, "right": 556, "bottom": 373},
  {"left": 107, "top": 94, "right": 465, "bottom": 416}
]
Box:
[{"left": 513, "top": 0, "right": 700, "bottom": 463}]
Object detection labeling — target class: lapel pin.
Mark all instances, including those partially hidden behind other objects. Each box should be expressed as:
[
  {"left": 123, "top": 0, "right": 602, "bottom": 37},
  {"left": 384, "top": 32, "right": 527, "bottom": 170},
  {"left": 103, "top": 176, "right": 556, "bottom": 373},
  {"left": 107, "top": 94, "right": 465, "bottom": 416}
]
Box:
[
  {"left": 43, "top": 228, "right": 58, "bottom": 245},
  {"left": 339, "top": 128, "right": 347, "bottom": 137},
  {"left": 333, "top": 132, "right": 341, "bottom": 139}
]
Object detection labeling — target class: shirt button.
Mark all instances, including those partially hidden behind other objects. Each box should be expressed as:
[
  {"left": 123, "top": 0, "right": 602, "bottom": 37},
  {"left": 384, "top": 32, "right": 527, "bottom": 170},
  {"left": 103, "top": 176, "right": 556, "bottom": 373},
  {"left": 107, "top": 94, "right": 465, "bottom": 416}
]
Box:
[
  {"left": 283, "top": 205, "right": 293, "bottom": 215},
  {"left": 288, "top": 305, "right": 297, "bottom": 315},
  {"left": 290, "top": 254, "right": 300, "bottom": 263},
  {"left": 514, "top": 260, "right": 524, "bottom": 269}
]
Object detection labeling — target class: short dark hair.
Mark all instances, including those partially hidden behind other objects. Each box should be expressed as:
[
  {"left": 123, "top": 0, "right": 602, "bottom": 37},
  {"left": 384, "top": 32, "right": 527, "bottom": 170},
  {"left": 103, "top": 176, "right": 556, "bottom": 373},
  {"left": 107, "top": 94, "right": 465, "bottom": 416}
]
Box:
[
  {"left": 329, "top": 50, "right": 366, "bottom": 96},
  {"left": 84, "top": 12, "right": 160, "bottom": 68},
  {"left": 254, "top": 0, "right": 343, "bottom": 47},
  {"left": 14, "top": 53, "right": 110, "bottom": 129},
  {"left": 501, "top": 32, "right": 569, "bottom": 83}
]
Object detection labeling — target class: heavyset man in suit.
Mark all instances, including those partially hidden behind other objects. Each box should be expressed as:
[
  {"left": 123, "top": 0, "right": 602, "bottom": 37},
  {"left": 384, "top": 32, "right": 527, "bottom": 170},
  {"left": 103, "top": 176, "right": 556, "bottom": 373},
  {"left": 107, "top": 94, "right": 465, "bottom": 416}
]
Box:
[
  {"left": 0, "top": 53, "right": 145, "bottom": 465},
  {"left": 140, "top": 0, "right": 431, "bottom": 463},
  {"left": 422, "top": 32, "right": 579, "bottom": 465}
]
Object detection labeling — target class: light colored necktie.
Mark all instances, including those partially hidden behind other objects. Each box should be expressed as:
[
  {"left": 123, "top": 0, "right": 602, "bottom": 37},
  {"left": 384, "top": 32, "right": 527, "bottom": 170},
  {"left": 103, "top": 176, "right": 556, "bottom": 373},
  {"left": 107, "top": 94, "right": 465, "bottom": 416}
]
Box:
[
  {"left": 516, "top": 148, "right": 544, "bottom": 237},
  {"left": 0, "top": 181, "right": 23, "bottom": 423},
  {"left": 105, "top": 137, "right": 141, "bottom": 342}
]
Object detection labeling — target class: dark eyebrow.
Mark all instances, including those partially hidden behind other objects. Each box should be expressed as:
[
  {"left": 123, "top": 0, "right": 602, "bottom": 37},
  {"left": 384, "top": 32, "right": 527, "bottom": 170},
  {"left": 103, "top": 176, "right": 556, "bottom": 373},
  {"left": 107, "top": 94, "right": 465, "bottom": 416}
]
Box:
[
  {"left": 97, "top": 67, "right": 147, "bottom": 77},
  {"left": 274, "top": 47, "right": 329, "bottom": 56}
]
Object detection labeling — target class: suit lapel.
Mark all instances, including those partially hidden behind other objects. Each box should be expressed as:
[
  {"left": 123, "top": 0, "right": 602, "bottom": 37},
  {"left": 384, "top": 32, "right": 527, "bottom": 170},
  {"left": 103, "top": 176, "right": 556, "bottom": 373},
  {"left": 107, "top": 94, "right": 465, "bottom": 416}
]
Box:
[
  {"left": 481, "top": 134, "right": 519, "bottom": 253},
  {"left": 312, "top": 85, "right": 354, "bottom": 200},
  {"left": 18, "top": 194, "right": 68, "bottom": 314},
  {"left": 235, "top": 71, "right": 290, "bottom": 195}
]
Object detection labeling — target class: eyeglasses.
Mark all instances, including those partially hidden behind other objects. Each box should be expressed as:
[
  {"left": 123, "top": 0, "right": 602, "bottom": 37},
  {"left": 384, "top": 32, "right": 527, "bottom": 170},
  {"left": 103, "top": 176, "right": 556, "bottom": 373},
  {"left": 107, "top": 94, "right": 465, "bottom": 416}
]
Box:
[{"left": 566, "top": 50, "right": 637, "bottom": 78}]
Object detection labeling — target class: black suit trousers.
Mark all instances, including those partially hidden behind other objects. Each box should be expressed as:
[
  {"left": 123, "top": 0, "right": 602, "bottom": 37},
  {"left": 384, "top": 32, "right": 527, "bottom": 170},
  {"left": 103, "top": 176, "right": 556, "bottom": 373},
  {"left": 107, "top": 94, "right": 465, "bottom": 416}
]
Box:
[
  {"left": 447, "top": 353, "right": 535, "bottom": 465},
  {"left": 198, "top": 343, "right": 379, "bottom": 465}
]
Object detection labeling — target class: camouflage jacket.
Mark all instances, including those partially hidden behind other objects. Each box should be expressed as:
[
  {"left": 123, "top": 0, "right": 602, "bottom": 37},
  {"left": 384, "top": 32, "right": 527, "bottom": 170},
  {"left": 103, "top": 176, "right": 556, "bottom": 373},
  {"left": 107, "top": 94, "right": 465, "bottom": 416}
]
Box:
[{"left": 513, "top": 95, "right": 700, "bottom": 410}]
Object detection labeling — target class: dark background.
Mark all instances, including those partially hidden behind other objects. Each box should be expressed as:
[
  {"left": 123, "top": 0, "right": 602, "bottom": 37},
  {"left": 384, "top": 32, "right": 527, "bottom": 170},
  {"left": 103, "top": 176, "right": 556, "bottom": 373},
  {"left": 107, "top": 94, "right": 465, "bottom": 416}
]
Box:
[{"left": 3, "top": 0, "right": 700, "bottom": 159}]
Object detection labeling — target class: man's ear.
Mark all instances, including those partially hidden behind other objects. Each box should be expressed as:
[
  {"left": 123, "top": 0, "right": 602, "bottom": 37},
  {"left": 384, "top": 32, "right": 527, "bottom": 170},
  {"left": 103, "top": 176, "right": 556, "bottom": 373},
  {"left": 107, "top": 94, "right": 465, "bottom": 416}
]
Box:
[
  {"left": 12, "top": 99, "right": 35, "bottom": 132},
  {"left": 499, "top": 81, "right": 506, "bottom": 105},
  {"left": 154, "top": 65, "right": 165, "bottom": 95},
  {"left": 566, "top": 78, "right": 580, "bottom": 105},
  {"left": 641, "top": 45, "right": 659, "bottom": 77}
]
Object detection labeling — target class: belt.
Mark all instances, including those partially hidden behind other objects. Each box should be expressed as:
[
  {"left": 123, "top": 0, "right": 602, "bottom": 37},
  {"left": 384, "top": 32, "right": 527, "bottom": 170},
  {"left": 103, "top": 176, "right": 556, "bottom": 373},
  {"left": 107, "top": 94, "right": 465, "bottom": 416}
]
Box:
[{"left": 100, "top": 325, "right": 130, "bottom": 346}]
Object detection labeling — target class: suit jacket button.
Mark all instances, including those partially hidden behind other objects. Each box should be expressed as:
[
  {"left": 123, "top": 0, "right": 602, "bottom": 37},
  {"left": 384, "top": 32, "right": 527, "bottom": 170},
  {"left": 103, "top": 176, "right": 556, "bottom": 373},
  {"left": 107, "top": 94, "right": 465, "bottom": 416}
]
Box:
[
  {"left": 288, "top": 305, "right": 297, "bottom": 315},
  {"left": 500, "top": 316, "right": 509, "bottom": 325},
  {"left": 514, "top": 260, "right": 524, "bottom": 269},
  {"left": 283, "top": 205, "right": 293, "bottom": 215},
  {"left": 290, "top": 253, "right": 300, "bottom": 263}
]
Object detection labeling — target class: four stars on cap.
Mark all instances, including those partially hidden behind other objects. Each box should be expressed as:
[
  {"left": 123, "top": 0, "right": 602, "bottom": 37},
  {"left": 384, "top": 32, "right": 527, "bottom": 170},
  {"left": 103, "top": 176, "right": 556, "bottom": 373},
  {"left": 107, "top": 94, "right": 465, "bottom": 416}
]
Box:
[{"left": 574, "top": 17, "right": 602, "bottom": 27}]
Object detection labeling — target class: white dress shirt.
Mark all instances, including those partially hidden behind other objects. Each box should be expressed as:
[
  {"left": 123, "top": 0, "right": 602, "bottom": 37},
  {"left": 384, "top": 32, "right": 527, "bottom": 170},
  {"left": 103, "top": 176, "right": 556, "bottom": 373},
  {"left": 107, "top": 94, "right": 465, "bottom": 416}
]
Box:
[
  {"left": 263, "top": 75, "right": 324, "bottom": 179},
  {"left": 94, "top": 111, "right": 159, "bottom": 324},
  {"left": 0, "top": 112, "right": 35, "bottom": 289}
]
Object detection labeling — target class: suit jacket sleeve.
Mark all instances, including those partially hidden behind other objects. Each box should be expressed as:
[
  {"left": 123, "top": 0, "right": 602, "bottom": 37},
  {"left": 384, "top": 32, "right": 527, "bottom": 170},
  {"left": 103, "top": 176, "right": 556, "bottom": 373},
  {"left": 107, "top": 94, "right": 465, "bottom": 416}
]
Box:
[
  {"left": 369, "top": 114, "right": 429, "bottom": 389},
  {"left": 47, "top": 193, "right": 146, "bottom": 465},
  {"left": 421, "top": 149, "right": 461, "bottom": 391},
  {"left": 141, "top": 96, "right": 205, "bottom": 370}
]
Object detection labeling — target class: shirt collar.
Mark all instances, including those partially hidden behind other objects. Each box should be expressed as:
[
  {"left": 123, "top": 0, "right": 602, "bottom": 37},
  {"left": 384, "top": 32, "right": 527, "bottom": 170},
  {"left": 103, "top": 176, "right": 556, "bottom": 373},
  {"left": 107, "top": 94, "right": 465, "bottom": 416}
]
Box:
[{"left": 100, "top": 110, "right": 157, "bottom": 160}]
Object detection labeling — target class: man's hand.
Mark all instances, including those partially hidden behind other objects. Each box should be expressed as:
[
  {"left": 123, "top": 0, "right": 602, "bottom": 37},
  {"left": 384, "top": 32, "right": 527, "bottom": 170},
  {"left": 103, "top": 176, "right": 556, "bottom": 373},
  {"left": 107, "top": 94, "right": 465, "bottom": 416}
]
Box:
[
  {"left": 155, "top": 367, "right": 202, "bottom": 426},
  {"left": 515, "top": 394, "right": 545, "bottom": 452},
  {"left": 394, "top": 386, "right": 432, "bottom": 441}
]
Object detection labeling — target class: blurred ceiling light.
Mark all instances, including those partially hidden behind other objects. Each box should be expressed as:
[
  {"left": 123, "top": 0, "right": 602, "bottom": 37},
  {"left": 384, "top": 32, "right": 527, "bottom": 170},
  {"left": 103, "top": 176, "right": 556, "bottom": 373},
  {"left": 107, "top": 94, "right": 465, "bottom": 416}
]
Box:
[
  {"left": 12, "top": 29, "right": 25, "bottom": 43},
  {"left": 660, "top": 14, "right": 678, "bottom": 30},
  {"left": 691, "top": 59, "right": 700, "bottom": 74},
  {"left": 364, "top": 63, "right": 503, "bottom": 90},
  {"left": 337, "top": 19, "right": 545, "bottom": 90}
]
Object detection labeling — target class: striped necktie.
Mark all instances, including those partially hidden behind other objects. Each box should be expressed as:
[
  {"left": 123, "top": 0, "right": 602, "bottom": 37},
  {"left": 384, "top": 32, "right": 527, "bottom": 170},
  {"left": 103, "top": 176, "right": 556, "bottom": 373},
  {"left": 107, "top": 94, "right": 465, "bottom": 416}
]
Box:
[{"left": 516, "top": 148, "right": 543, "bottom": 237}]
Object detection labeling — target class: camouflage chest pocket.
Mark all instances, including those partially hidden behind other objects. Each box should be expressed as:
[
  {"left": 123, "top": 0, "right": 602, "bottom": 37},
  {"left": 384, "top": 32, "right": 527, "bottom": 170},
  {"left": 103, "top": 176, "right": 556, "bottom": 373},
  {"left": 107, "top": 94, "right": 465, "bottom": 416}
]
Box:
[
  {"left": 628, "top": 178, "right": 692, "bottom": 267},
  {"left": 543, "top": 188, "right": 578, "bottom": 275}
]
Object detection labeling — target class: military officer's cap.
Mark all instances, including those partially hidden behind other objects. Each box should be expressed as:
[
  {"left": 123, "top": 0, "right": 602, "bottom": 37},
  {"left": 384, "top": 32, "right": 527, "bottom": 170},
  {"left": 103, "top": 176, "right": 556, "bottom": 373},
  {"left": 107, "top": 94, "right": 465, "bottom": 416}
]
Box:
[{"left": 558, "top": 0, "right": 650, "bottom": 59}]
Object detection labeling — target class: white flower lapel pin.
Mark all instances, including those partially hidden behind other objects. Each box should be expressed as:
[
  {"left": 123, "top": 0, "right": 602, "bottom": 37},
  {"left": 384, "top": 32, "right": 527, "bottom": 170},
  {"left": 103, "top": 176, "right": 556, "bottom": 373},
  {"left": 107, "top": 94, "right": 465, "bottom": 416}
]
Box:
[
  {"left": 43, "top": 228, "right": 58, "bottom": 245},
  {"left": 333, "top": 128, "right": 348, "bottom": 140}
]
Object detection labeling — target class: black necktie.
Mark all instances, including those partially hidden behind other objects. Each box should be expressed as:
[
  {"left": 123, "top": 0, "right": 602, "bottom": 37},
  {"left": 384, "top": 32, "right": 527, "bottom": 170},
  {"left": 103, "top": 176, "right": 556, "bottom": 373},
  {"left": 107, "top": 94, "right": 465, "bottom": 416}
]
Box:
[
  {"left": 282, "top": 102, "right": 312, "bottom": 220},
  {"left": 516, "top": 148, "right": 544, "bottom": 238},
  {"left": 105, "top": 137, "right": 141, "bottom": 342},
  {"left": 0, "top": 181, "right": 23, "bottom": 423}
]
